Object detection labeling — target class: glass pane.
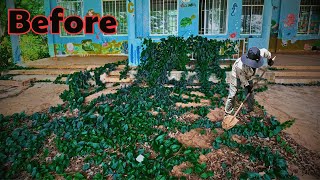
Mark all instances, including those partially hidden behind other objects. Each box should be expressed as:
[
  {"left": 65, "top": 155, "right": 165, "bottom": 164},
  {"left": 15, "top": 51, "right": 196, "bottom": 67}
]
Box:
[
  {"left": 241, "top": 6, "right": 251, "bottom": 34},
  {"left": 298, "top": 6, "right": 311, "bottom": 33},
  {"left": 300, "top": 0, "right": 309, "bottom": 5},
  {"left": 301, "top": 0, "right": 320, "bottom": 5},
  {"left": 58, "top": 0, "right": 83, "bottom": 36},
  {"left": 103, "top": 0, "right": 128, "bottom": 35},
  {"left": 242, "top": 0, "right": 251, "bottom": 5},
  {"left": 220, "top": 0, "right": 227, "bottom": 33},
  {"left": 251, "top": 6, "right": 263, "bottom": 34},
  {"left": 198, "top": 0, "right": 227, "bottom": 35},
  {"left": 150, "top": 0, "right": 177, "bottom": 35},
  {"left": 243, "top": 0, "right": 264, "bottom": 5},
  {"left": 309, "top": 6, "right": 320, "bottom": 34}
]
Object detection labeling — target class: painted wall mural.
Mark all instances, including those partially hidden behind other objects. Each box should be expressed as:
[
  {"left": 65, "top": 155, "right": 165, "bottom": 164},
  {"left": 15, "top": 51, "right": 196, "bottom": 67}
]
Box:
[
  {"left": 180, "top": 15, "right": 196, "bottom": 28},
  {"left": 180, "top": 0, "right": 196, "bottom": 8},
  {"left": 270, "top": 20, "right": 279, "bottom": 36},
  {"left": 86, "top": 9, "right": 101, "bottom": 17},
  {"left": 54, "top": 40, "right": 128, "bottom": 56},
  {"left": 229, "top": 32, "right": 237, "bottom": 39},
  {"left": 178, "top": 0, "right": 198, "bottom": 37},
  {"left": 128, "top": 0, "right": 134, "bottom": 13},
  {"left": 231, "top": 3, "right": 238, "bottom": 16},
  {"left": 283, "top": 14, "right": 296, "bottom": 28},
  {"left": 279, "top": 0, "right": 300, "bottom": 41}
]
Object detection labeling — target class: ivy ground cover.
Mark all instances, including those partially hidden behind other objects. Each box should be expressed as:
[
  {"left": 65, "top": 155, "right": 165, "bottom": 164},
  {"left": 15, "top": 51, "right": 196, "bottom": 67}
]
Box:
[{"left": 1, "top": 36, "right": 319, "bottom": 179}]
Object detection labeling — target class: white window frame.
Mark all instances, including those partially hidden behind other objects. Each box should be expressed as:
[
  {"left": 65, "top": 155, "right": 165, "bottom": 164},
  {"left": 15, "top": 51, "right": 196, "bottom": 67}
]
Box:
[
  {"left": 298, "top": 1, "right": 320, "bottom": 35},
  {"left": 101, "top": 0, "right": 128, "bottom": 36},
  {"left": 149, "top": 0, "right": 178, "bottom": 36},
  {"left": 57, "top": 0, "right": 85, "bottom": 37},
  {"left": 240, "top": 0, "right": 264, "bottom": 36},
  {"left": 199, "top": 0, "right": 228, "bottom": 35}
]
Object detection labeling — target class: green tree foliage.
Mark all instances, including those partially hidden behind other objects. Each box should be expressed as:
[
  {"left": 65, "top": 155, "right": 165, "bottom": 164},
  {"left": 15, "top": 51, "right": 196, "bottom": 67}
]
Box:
[
  {"left": 0, "top": 36, "right": 12, "bottom": 67},
  {"left": 20, "top": 34, "right": 49, "bottom": 61},
  {"left": 0, "top": 0, "right": 49, "bottom": 67}
]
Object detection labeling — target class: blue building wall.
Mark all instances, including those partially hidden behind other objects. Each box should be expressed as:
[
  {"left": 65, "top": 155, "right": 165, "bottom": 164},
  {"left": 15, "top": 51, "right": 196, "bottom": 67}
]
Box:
[
  {"left": 45, "top": 0, "right": 129, "bottom": 57},
  {"left": 269, "top": 0, "right": 320, "bottom": 52},
  {"left": 45, "top": 0, "right": 320, "bottom": 64}
]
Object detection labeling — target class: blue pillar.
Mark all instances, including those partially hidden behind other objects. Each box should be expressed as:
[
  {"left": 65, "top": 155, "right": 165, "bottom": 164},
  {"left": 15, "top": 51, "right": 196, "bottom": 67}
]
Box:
[
  {"left": 262, "top": 0, "right": 272, "bottom": 48},
  {"left": 178, "top": 0, "right": 199, "bottom": 37},
  {"left": 6, "top": 0, "right": 21, "bottom": 64},
  {"left": 44, "top": 0, "right": 55, "bottom": 57},
  {"left": 127, "top": 0, "right": 141, "bottom": 66},
  {"left": 228, "top": 0, "right": 242, "bottom": 39}
]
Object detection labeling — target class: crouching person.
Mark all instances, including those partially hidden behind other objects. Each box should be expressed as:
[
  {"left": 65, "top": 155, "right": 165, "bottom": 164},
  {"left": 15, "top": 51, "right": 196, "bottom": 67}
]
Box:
[{"left": 225, "top": 47, "right": 274, "bottom": 115}]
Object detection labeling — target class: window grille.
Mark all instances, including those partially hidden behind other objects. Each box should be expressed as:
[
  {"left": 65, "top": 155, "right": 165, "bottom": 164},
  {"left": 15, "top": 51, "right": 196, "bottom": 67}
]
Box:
[
  {"left": 298, "top": 0, "right": 320, "bottom": 35},
  {"left": 150, "top": 0, "right": 178, "bottom": 35},
  {"left": 241, "top": 0, "right": 264, "bottom": 35},
  {"left": 102, "top": 0, "right": 128, "bottom": 35},
  {"left": 57, "top": 0, "right": 84, "bottom": 37},
  {"left": 199, "top": 0, "right": 227, "bottom": 35}
]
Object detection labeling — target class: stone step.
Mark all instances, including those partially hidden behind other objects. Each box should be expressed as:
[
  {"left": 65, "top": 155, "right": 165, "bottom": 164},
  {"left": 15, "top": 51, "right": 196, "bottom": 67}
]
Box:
[
  {"left": 273, "top": 66, "right": 320, "bottom": 70},
  {"left": 102, "top": 76, "right": 132, "bottom": 83},
  {"left": 275, "top": 76, "right": 320, "bottom": 84},
  {"left": 5, "top": 69, "right": 82, "bottom": 75},
  {"left": 273, "top": 70, "right": 320, "bottom": 77},
  {"left": 12, "top": 75, "right": 68, "bottom": 82},
  {"left": 109, "top": 70, "right": 123, "bottom": 76},
  {"left": 0, "top": 78, "right": 35, "bottom": 87}
]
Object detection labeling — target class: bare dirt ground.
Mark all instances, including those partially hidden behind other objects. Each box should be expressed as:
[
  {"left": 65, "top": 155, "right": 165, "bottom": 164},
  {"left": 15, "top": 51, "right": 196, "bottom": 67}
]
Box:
[
  {"left": 256, "top": 85, "right": 320, "bottom": 153},
  {"left": 1, "top": 82, "right": 320, "bottom": 179},
  {"left": 0, "top": 83, "right": 68, "bottom": 116},
  {"left": 1, "top": 83, "right": 319, "bottom": 154}
]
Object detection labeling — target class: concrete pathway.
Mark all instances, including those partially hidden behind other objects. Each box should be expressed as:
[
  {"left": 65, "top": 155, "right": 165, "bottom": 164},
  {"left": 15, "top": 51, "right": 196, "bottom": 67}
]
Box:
[
  {"left": 273, "top": 54, "right": 320, "bottom": 66},
  {"left": 256, "top": 85, "right": 320, "bottom": 153},
  {"left": 25, "top": 56, "right": 127, "bottom": 69}
]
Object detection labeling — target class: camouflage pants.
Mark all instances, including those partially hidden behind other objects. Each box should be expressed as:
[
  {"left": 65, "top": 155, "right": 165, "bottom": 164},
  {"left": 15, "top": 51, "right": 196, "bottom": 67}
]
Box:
[{"left": 225, "top": 79, "right": 254, "bottom": 114}]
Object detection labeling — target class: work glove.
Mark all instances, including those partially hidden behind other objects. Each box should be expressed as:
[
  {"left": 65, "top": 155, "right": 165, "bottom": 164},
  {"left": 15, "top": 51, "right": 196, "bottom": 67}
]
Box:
[
  {"left": 268, "top": 58, "right": 275, "bottom": 66},
  {"left": 246, "top": 84, "right": 254, "bottom": 93}
]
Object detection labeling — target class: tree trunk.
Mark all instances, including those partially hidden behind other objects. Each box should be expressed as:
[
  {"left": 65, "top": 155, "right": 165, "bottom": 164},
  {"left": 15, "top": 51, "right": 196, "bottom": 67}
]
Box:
[{"left": 0, "top": 20, "right": 5, "bottom": 38}]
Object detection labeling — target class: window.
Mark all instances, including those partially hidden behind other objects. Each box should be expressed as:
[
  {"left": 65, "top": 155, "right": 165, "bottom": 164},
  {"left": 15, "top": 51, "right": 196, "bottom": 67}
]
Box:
[
  {"left": 150, "top": 0, "right": 178, "bottom": 35},
  {"left": 102, "top": 0, "right": 128, "bottom": 35},
  {"left": 298, "top": 0, "right": 320, "bottom": 35},
  {"left": 199, "top": 0, "right": 228, "bottom": 35},
  {"left": 57, "top": 0, "right": 84, "bottom": 37},
  {"left": 241, "top": 0, "right": 264, "bottom": 35}
]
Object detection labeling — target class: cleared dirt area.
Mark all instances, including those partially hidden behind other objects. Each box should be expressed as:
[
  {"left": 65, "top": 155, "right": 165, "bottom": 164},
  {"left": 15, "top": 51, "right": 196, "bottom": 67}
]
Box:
[
  {"left": 256, "top": 85, "right": 320, "bottom": 153},
  {"left": 0, "top": 83, "right": 67, "bottom": 116},
  {"left": 0, "top": 81, "right": 319, "bottom": 179},
  {"left": 1, "top": 83, "right": 319, "bottom": 154}
]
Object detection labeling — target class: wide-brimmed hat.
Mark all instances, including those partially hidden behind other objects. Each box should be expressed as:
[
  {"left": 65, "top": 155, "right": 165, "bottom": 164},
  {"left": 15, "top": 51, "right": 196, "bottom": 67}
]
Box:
[{"left": 241, "top": 47, "right": 263, "bottom": 68}]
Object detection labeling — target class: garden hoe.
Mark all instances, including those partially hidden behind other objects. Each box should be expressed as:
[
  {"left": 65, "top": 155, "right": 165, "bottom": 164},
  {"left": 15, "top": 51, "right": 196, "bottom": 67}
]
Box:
[{"left": 222, "top": 56, "right": 276, "bottom": 130}]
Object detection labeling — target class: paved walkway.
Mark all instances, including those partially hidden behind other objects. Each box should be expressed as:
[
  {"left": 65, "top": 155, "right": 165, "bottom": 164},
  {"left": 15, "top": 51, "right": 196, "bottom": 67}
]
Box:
[
  {"left": 0, "top": 83, "right": 67, "bottom": 116},
  {"left": 25, "top": 56, "right": 127, "bottom": 69},
  {"left": 272, "top": 54, "right": 320, "bottom": 66},
  {"left": 23, "top": 53, "right": 319, "bottom": 69},
  {"left": 256, "top": 85, "right": 320, "bottom": 153}
]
